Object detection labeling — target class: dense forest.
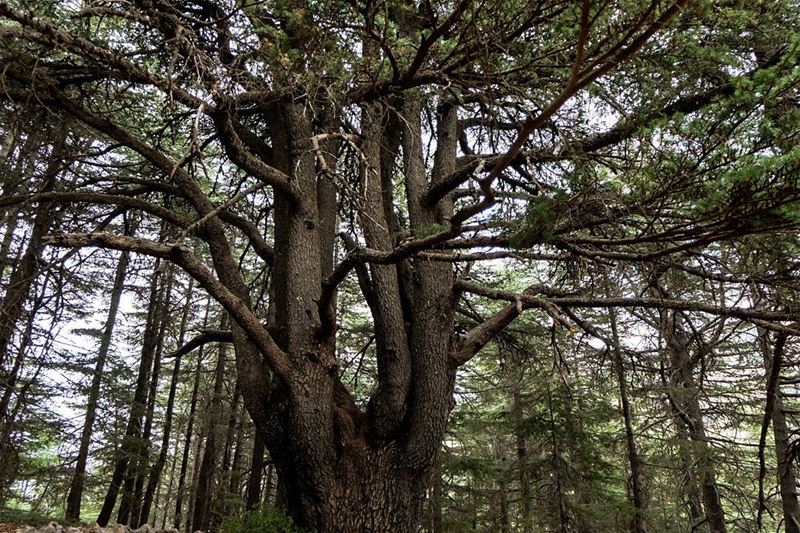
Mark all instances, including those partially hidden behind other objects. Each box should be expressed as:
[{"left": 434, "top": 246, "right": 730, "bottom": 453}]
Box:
[{"left": 0, "top": 0, "right": 799, "bottom": 531}]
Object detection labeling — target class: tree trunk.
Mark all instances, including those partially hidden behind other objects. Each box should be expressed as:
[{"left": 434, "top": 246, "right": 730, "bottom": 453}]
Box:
[
  {"left": 662, "top": 311, "right": 726, "bottom": 533},
  {"left": 227, "top": 406, "right": 247, "bottom": 503},
  {"left": 210, "top": 386, "right": 241, "bottom": 531},
  {"left": 97, "top": 260, "right": 165, "bottom": 527},
  {"left": 191, "top": 316, "right": 229, "bottom": 533},
  {"left": 0, "top": 134, "right": 65, "bottom": 503},
  {"left": 174, "top": 305, "right": 209, "bottom": 529},
  {"left": 0, "top": 134, "right": 64, "bottom": 368},
  {"left": 65, "top": 250, "right": 130, "bottom": 521},
  {"left": 608, "top": 306, "right": 647, "bottom": 533},
  {"left": 512, "top": 390, "right": 532, "bottom": 533},
  {"left": 127, "top": 271, "right": 173, "bottom": 526},
  {"left": 758, "top": 329, "right": 800, "bottom": 532},
  {"left": 263, "top": 463, "right": 274, "bottom": 507},
  {"left": 245, "top": 429, "right": 265, "bottom": 510},
  {"left": 429, "top": 455, "right": 443, "bottom": 533},
  {"left": 159, "top": 433, "right": 181, "bottom": 529},
  {"left": 140, "top": 278, "right": 195, "bottom": 525}
]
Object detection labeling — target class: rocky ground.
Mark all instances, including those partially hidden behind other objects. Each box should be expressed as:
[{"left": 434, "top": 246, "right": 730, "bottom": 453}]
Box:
[{"left": 2, "top": 524, "right": 183, "bottom": 533}]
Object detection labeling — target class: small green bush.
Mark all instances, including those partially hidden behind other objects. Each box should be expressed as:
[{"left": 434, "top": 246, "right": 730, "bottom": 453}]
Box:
[{"left": 219, "top": 506, "right": 306, "bottom": 533}]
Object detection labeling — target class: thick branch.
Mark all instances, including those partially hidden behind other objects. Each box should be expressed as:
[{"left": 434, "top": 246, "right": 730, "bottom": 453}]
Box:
[
  {"left": 42, "top": 232, "right": 292, "bottom": 377},
  {"left": 455, "top": 279, "right": 800, "bottom": 326},
  {"left": 167, "top": 330, "right": 234, "bottom": 359}
]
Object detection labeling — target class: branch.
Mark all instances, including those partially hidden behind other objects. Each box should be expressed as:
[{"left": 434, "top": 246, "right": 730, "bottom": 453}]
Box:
[
  {"left": 166, "top": 329, "right": 233, "bottom": 359},
  {"left": 211, "top": 110, "right": 301, "bottom": 204},
  {"left": 0, "top": 191, "right": 192, "bottom": 228},
  {"left": 42, "top": 232, "right": 292, "bottom": 377},
  {"left": 427, "top": 25, "right": 776, "bottom": 206},
  {"left": 455, "top": 279, "right": 800, "bottom": 327},
  {"left": 0, "top": 2, "right": 208, "bottom": 111},
  {"left": 449, "top": 302, "right": 521, "bottom": 366}
]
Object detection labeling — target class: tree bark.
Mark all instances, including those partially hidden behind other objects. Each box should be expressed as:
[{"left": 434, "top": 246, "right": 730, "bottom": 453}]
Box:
[
  {"left": 128, "top": 271, "right": 174, "bottom": 526},
  {"left": 758, "top": 329, "right": 800, "bottom": 533},
  {"left": 0, "top": 133, "right": 65, "bottom": 503},
  {"left": 513, "top": 390, "right": 533, "bottom": 533},
  {"left": 65, "top": 250, "right": 130, "bottom": 521},
  {"left": 661, "top": 311, "right": 726, "bottom": 533}
]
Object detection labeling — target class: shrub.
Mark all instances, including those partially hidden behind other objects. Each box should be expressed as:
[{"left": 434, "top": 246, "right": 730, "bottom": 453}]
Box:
[{"left": 219, "top": 506, "right": 306, "bottom": 533}]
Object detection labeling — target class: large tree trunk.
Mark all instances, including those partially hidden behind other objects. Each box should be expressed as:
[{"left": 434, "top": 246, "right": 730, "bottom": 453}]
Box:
[
  {"left": 65, "top": 250, "right": 130, "bottom": 521},
  {"left": 235, "top": 96, "right": 459, "bottom": 533}
]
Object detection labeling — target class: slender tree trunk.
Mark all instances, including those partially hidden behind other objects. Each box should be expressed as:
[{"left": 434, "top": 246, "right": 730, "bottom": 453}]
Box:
[
  {"left": 126, "top": 272, "right": 173, "bottom": 526},
  {"left": 758, "top": 329, "right": 800, "bottom": 532},
  {"left": 65, "top": 250, "right": 130, "bottom": 521},
  {"left": 140, "top": 278, "right": 194, "bottom": 525},
  {"left": 512, "top": 389, "right": 532, "bottom": 533},
  {"left": 227, "top": 406, "right": 247, "bottom": 501},
  {"left": 0, "top": 135, "right": 65, "bottom": 503},
  {"left": 0, "top": 135, "right": 64, "bottom": 368},
  {"left": 191, "top": 316, "right": 229, "bottom": 532},
  {"left": 0, "top": 208, "right": 19, "bottom": 279},
  {"left": 160, "top": 433, "right": 182, "bottom": 529},
  {"left": 97, "top": 260, "right": 165, "bottom": 527},
  {"left": 497, "top": 476, "right": 510, "bottom": 533},
  {"left": 210, "top": 386, "right": 241, "bottom": 531},
  {"left": 662, "top": 312, "right": 726, "bottom": 533},
  {"left": 0, "top": 279, "right": 46, "bottom": 504},
  {"left": 174, "top": 305, "right": 209, "bottom": 529},
  {"left": 246, "top": 429, "right": 265, "bottom": 510},
  {"left": 608, "top": 307, "right": 647, "bottom": 533},
  {"left": 263, "top": 463, "right": 274, "bottom": 508}
]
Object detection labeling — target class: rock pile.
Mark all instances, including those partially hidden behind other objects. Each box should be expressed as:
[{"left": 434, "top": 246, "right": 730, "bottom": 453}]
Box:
[{"left": 16, "top": 524, "right": 185, "bottom": 533}]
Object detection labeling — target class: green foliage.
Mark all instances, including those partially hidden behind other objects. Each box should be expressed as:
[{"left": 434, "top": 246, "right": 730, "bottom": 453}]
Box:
[
  {"left": 509, "top": 192, "right": 567, "bottom": 248},
  {"left": 219, "top": 507, "right": 306, "bottom": 533},
  {"left": 0, "top": 507, "right": 57, "bottom": 526}
]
